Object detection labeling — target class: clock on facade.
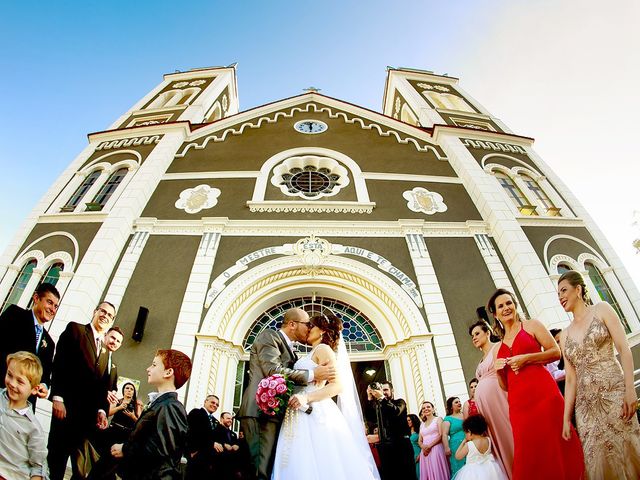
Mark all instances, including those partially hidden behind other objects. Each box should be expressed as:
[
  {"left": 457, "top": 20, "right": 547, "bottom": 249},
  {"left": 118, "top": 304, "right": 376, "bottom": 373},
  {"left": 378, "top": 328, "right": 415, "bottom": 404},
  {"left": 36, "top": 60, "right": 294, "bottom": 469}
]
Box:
[{"left": 294, "top": 120, "right": 328, "bottom": 134}]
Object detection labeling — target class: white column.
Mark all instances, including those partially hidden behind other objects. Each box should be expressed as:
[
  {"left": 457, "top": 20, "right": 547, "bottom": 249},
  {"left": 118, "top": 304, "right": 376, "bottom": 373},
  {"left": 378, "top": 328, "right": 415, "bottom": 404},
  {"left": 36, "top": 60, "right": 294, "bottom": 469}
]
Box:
[
  {"left": 439, "top": 135, "right": 567, "bottom": 327},
  {"left": 386, "top": 336, "right": 445, "bottom": 415},
  {"left": 49, "top": 132, "right": 187, "bottom": 339},
  {"left": 55, "top": 271, "right": 74, "bottom": 299},
  {"left": 404, "top": 232, "right": 467, "bottom": 401},
  {"left": 17, "top": 268, "right": 44, "bottom": 307},
  {"left": 474, "top": 234, "right": 517, "bottom": 293},
  {"left": 186, "top": 335, "right": 242, "bottom": 409},
  {"left": 171, "top": 229, "right": 222, "bottom": 356},
  {"left": 103, "top": 230, "right": 152, "bottom": 309}
]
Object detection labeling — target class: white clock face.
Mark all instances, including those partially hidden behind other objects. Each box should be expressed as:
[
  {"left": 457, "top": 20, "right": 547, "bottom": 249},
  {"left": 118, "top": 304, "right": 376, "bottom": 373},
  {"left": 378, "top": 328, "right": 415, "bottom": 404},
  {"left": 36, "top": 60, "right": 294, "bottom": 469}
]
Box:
[{"left": 294, "top": 120, "right": 328, "bottom": 134}]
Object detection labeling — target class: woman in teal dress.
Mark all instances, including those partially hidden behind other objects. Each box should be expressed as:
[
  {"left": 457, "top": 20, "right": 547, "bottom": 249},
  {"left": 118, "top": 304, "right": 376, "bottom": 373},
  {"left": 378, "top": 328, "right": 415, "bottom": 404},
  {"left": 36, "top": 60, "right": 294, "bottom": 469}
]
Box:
[
  {"left": 442, "top": 396, "right": 466, "bottom": 477},
  {"left": 407, "top": 414, "right": 422, "bottom": 479}
]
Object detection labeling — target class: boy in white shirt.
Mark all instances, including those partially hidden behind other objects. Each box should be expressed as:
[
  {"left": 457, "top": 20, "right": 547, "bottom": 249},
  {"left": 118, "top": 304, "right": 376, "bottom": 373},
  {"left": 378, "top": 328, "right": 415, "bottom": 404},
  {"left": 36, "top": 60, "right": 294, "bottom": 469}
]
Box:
[{"left": 0, "top": 351, "right": 48, "bottom": 480}]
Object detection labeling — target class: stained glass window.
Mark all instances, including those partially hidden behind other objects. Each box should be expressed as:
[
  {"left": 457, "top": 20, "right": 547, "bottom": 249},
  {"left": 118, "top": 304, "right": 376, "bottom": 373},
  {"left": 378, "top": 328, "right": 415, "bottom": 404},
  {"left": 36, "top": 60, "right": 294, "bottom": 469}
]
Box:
[
  {"left": 1, "top": 259, "right": 37, "bottom": 313},
  {"left": 27, "top": 262, "right": 64, "bottom": 309},
  {"left": 92, "top": 167, "right": 128, "bottom": 208},
  {"left": 494, "top": 171, "right": 537, "bottom": 215},
  {"left": 62, "top": 170, "right": 101, "bottom": 211},
  {"left": 243, "top": 296, "right": 383, "bottom": 353},
  {"left": 586, "top": 262, "right": 629, "bottom": 333}
]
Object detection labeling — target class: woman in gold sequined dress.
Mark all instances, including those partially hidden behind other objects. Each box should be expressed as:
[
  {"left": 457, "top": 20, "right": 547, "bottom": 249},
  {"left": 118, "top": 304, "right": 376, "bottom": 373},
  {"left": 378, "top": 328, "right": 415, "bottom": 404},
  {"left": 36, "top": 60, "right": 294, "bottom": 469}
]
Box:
[{"left": 557, "top": 270, "right": 640, "bottom": 479}]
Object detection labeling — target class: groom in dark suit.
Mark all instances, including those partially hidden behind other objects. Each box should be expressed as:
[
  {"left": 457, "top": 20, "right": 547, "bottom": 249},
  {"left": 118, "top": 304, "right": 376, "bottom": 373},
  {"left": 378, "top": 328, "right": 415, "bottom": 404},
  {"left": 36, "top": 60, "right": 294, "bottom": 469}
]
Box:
[
  {"left": 238, "top": 308, "right": 335, "bottom": 480},
  {"left": 48, "top": 301, "right": 117, "bottom": 480},
  {"left": 0, "top": 282, "right": 60, "bottom": 410}
]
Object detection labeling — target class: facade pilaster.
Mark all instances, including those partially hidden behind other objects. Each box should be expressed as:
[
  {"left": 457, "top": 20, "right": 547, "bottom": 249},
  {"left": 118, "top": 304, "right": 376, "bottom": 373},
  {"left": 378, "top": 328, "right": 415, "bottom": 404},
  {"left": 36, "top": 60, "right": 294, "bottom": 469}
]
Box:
[
  {"left": 438, "top": 134, "right": 567, "bottom": 327},
  {"left": 187, "top": 335, "right": 242, "bottom": 409},
  {"left": 404, "top": 231, "right": 467, "bottom": 402},
  {"left": 103, "top": 229, "right": 153, "bottom": 309},
  {"left": 171, "top": 228, "right": 223, "bottom": 357},
  {"left": 49, "top": 131, "right": 187, "bottom": 338}
]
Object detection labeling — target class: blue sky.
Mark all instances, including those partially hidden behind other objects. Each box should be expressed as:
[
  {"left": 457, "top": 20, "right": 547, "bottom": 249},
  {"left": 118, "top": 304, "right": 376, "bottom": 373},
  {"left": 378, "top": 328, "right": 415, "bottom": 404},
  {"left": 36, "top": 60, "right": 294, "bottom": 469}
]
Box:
[{"left": 1, "top": 0, "right": 639, "bottom": 288}]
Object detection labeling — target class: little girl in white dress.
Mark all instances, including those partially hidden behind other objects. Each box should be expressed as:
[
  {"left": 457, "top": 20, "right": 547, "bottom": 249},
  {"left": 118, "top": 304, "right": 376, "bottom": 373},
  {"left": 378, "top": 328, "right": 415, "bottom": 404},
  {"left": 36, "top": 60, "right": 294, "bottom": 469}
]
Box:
[{"left": 454, "top": 414, "right": 506, "bottom": 480}]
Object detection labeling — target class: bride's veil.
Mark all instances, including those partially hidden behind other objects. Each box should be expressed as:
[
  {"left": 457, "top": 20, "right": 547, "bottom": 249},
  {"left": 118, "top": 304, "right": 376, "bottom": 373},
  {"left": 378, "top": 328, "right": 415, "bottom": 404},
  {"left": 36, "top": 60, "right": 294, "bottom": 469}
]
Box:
[{"left": 336, "top": 337, "right": 381, "bottom": 479}]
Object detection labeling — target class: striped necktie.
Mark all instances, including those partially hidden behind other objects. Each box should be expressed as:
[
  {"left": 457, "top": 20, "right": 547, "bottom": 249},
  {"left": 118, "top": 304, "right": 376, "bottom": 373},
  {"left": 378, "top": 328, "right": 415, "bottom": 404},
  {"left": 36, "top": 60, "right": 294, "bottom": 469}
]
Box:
[{"left": 35, "top": 324, "right": 43, "bottom": 352}]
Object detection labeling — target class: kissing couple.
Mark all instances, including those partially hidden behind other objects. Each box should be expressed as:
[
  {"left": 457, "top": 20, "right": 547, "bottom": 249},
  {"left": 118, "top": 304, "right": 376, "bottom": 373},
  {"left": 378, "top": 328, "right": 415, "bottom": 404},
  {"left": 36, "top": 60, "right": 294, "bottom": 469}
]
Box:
[{"left": 238, "top": 308, "right": 380, "bottom": 480}]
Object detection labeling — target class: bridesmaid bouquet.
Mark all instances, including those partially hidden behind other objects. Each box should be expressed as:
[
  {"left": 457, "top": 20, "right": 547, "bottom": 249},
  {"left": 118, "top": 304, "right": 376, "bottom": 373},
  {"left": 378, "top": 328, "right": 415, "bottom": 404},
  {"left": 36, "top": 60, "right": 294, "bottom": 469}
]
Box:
[{"left": 255, "top": 374, "right": 293, "bottom": 416}]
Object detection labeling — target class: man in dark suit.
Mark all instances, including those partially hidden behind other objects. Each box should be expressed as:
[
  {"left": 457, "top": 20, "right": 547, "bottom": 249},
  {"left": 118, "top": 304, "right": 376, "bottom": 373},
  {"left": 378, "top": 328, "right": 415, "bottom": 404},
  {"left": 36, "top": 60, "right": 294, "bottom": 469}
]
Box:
[
  {"left": 238, "top": 308, "right": 335, "bottom": 480},
  {"left": 186, "top": 394, "right": 222, "bottom": 479},
  {"left": 367, "top": 381, "right": 415, "bottom": 480},
  {"left": 213, "top": 412, "right": 242, "bottom": 480},
  {"left": 0, "top": 282, "right": 60, "bottom": 410},
  {"left": 102, "top": 327, "right": 124, "bottom": 399},
  {"left": 48, "top": 301, "right": 117, "bottom": 480}
]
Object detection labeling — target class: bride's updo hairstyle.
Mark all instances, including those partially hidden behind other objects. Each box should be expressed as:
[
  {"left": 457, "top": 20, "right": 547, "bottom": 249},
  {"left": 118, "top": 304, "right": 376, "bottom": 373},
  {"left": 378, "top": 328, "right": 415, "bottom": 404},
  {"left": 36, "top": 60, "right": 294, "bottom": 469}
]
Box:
[{"left": 310, "top": 313, "right": 343, "bottom": 351}]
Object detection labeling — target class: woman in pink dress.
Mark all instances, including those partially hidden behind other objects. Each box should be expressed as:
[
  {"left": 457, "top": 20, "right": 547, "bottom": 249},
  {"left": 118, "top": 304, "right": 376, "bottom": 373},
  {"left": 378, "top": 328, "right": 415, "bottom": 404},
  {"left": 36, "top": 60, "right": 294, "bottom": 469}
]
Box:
[
  {"left": 418, "top": 401, "right": 449, "bottom": 480},
  {"left": 469, "top": 320, "right": 514, "bottom": 479}
]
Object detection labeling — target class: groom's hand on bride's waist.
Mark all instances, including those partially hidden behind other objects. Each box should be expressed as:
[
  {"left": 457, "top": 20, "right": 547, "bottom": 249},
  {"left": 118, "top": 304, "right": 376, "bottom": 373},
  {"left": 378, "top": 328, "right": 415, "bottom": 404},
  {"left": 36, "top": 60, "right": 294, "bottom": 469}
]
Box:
[{"left": 313, "top": 361, "right": 336, "bottom": 382}]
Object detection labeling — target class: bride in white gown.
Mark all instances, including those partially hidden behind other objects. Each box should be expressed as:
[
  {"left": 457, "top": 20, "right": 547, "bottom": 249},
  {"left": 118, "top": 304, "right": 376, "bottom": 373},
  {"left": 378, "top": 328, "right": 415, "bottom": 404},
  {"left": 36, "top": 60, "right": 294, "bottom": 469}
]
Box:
[{"left": 271, "top": 313, "right": 380, "bottom": 480}]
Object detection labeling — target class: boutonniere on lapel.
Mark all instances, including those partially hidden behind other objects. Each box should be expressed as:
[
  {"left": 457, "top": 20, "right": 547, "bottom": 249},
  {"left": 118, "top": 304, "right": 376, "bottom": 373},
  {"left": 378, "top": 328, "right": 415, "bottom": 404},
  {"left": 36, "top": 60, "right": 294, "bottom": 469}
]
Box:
[{"left": 41, "top": 339, "right": 48, "bottom": 349}]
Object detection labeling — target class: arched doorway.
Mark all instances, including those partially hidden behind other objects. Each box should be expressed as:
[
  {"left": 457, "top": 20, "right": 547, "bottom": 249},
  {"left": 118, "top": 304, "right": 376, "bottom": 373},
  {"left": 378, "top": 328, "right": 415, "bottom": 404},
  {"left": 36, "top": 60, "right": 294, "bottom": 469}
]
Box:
[
  {"left": 230, "top": 296, "right": 388, "bottom": 418},
  {"left": 188, "top": 254, "right": 444, "bottom": 414}
]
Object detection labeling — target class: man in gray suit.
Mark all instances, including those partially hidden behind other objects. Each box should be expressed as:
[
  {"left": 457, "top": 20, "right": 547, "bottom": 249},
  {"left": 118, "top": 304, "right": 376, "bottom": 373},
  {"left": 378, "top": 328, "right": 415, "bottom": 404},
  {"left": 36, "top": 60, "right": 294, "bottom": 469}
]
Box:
[{"left": 238, "top": 308, "right": 335, "bottom": 479}]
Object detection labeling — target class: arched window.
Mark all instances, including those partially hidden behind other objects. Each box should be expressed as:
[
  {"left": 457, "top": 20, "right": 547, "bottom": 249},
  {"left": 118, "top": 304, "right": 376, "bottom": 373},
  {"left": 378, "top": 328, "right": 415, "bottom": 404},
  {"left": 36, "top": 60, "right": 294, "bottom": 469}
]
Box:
[
  {"left": 1, "top": 259, "right": 37, "bottom": 313},
  {"left": 557, "top": 263, "right": 572, "bottom": 275},
  {"left": 27, "top": 262, "right": 64, "bottom": 309},
  {"left": 493, "top": 171, "right": 538, "bottom": 215},
  {"left": 91, "top": 167, "right": 128, "bottom": 209},
  {"left": 520, "top": 173, "right": 559, "bottom": 216},
  {"left": 176, "top": 88, "right": 200, "bottom": 106},
  {"left": 61, "top": 170, "right": 102, "bottom": 212},
  {"left": 585, "top": 262, "right": 629, "bottom": 332},
  {"left": 400, "top": 104, "right": 419, "bottom": 126}
]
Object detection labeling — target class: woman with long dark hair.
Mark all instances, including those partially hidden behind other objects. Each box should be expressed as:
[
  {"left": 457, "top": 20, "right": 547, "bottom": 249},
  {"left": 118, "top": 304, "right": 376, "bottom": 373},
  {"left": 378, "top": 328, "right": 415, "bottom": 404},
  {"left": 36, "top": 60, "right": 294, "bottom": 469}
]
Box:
[
  {"left": 489, "top": 288, "right": 584, "bottom": 479},
  {"left": 558, "top": 270, "right": 640, "bottom": 478},
  {"left": 442, "top": 396, "right": 465, "bottom": 477},
  {"left": 468, "top": 320, "right": 513, "bottom": 478}
]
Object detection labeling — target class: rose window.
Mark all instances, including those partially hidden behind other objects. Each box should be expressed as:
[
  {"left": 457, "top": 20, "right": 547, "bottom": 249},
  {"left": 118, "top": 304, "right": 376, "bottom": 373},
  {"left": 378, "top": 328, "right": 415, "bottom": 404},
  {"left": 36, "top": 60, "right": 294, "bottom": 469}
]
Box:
[{"left": 271, "top": 155, "right": 349, "bottom": 200}]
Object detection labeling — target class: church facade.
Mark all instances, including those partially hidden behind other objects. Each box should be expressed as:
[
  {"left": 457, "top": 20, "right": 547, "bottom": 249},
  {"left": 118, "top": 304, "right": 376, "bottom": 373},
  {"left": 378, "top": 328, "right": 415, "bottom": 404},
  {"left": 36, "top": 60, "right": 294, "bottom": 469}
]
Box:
[{"left": 1, "top": 65, "right": 639, "bottom": 417}]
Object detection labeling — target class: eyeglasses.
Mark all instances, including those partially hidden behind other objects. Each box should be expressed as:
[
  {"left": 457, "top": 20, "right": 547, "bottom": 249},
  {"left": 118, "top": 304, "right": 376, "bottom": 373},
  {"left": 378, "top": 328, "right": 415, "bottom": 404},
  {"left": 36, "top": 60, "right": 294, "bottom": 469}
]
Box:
[
  {"left": 96, "top": 307, "right": 115, "bottom": 320},
  {"left": 293, "top": 321, "right": 312, "bottom": 328}
]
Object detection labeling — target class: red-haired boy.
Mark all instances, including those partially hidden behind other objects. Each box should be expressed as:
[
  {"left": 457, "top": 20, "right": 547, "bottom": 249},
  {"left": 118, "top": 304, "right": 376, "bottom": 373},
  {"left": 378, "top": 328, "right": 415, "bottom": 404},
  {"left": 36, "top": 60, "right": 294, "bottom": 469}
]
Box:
[{"left": 110, "top": 349, "right": 192, "bottom": 479}]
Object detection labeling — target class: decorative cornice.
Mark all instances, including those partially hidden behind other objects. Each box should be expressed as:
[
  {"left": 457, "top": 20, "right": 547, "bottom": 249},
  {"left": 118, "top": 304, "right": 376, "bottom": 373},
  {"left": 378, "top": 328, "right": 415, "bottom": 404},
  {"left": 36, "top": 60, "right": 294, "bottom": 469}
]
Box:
[
  {"left": 362, "top": 172, "right": 462, "bottom": 184},
  {"left": 176, "top": 102, "right": 445, "bottom": 158},
  {"left": 132, "top": 217, "right": 489, "bottom": 238},
  {"left": 246, "top": 201, "right": 375, "bottom": 214},
  {"left": 94, "top": 135, "right": 162, "bottom": 151},
  {"left": 434, "top": 129, "right": 534, "bottom": 150},
  {"left": 517, "top": 217, "right": 585, "bottom": 228},
  {"left": 459, "top": 137, "right": 529, "bottom": 153},
  {"left": 162, "top": 171, "right": 260, "bottom": 181},
  {"left": 37, "top": 212, "right": 109, "bottom": 223},
  {"left": 163, "top": 66, "right": 232, "bottom": 82},
  {"left": 88, "top": 122, "right": 189, "bottom": 144}
]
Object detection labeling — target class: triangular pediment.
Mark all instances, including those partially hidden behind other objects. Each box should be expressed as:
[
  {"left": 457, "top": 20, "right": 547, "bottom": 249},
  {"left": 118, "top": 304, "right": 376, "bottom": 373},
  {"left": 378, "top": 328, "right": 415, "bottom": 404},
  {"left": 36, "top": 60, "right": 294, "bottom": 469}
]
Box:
[{"left": 176, "top": 93, "right": 446, "bottom": 160}]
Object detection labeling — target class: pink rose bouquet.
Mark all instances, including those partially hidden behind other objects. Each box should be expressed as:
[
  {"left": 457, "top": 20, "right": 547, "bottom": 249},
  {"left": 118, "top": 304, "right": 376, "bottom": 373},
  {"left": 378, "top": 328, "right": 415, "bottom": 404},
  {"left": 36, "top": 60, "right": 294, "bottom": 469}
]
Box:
[{"left": 255, "top": 373, "right": 294, "bottom": 416}]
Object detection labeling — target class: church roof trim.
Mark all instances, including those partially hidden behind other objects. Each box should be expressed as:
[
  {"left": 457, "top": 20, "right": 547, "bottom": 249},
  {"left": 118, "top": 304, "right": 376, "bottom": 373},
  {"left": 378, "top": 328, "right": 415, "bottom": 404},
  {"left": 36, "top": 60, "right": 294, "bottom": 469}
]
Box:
[{"left": 176, "top": 92, "right": 446, "bottom": 159}]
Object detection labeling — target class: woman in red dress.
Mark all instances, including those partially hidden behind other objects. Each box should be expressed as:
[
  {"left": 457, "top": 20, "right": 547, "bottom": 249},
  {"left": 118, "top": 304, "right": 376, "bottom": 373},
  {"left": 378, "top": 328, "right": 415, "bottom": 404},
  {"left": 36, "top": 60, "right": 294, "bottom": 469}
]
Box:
[{"left": 489, "top": 288, "right": 584, "bottom": 480}]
